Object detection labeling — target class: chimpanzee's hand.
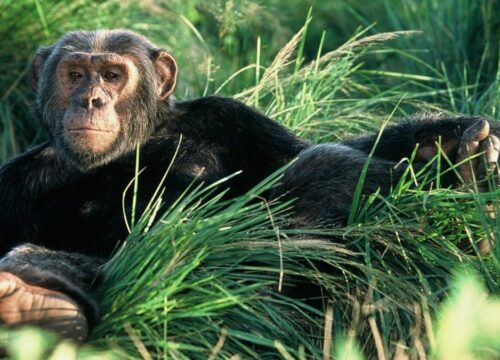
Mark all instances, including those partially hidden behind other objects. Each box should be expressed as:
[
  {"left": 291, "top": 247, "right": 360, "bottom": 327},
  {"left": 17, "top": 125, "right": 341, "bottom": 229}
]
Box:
[
  {"left": 0, "top": 272, "right": 88, "bottom": 342},
  {"left": 452, "top": 120, "right": 499, "bottom": 255},
  {"left": 454, "top": 120, "right": 499, "bottom": 191}
]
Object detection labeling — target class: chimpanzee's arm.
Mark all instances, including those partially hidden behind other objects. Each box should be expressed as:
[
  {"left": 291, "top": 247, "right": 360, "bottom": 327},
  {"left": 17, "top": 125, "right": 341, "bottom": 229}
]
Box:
[
  {"left": 276, "top": 117, "right": 500, "bottom": 227},
  {"left": 173, "top": 96, "right": 311, "bottom": 173},
  {"left": 272, "top": 143, "right": 406, "bottom": 226},
  {"left": 342, "top": 114, "right": 500, "bottom": 163},
  {"left": 342, "top": 114, "right": 500, "bottom": 190},
  {"left": 0, "top": 244, "right": 103, "bottom": 340},
  {"left": 0, "top": 148, "right": 103, "bottom": 340}
]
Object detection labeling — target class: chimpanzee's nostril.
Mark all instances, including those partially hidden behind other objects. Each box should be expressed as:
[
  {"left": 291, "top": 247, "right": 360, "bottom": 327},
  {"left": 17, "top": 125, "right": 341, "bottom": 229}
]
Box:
[{"left": 91, "top": 98, "right": 102, "bottom": 109}]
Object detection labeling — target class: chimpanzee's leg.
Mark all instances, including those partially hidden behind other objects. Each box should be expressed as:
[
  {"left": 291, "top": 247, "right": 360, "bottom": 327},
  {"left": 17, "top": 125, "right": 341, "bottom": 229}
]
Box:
[{"left": 0, "top": 244, "right": 104, "bottom": 341}]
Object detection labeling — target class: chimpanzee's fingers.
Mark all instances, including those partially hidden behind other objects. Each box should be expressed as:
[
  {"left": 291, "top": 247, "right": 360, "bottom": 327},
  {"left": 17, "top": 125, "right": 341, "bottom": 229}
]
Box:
[
  {"left": 456, "top": 120, "right": 490, "bottom": 183},
  {"left": 463, "top": 119, "right": 490, "bottom": 142},
  {"left": 476, "top": 135, "right": 500, "bottom": 192}
]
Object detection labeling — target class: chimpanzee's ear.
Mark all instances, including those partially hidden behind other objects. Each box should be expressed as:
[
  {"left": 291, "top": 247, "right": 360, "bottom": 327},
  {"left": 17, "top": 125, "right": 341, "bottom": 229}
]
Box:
[
  {"left": 31, "top": 46, "right": 54, "bottom": 90},
  {"left": 152, "top": 50, "right": 178, "bottom": 99}
]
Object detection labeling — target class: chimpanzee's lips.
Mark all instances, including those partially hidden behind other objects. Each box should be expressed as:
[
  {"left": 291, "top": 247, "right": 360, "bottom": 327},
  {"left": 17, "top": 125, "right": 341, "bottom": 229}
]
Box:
[
  {"left": 66, "top": 126, "right": 119, "bottom": 153},
  {"left": 68, "top": 127, "right": 114, "bottom": 133}
]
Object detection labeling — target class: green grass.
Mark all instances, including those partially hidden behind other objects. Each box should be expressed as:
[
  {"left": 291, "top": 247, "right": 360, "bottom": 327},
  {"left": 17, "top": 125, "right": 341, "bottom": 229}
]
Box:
[{"left": 0, "top": 0, "right": 499, "bottom": 358}]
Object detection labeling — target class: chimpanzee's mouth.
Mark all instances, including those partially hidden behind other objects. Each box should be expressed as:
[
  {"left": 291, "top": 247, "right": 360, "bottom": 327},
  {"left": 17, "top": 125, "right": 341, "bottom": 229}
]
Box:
[{"left": 68, "top": 127, "right": 114, "bottom": 133}]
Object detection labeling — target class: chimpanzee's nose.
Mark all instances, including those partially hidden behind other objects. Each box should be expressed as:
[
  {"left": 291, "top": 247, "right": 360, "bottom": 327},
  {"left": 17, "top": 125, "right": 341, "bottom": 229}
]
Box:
[{"left": 79, "top": 88, "right": 107, "bottom": 110}]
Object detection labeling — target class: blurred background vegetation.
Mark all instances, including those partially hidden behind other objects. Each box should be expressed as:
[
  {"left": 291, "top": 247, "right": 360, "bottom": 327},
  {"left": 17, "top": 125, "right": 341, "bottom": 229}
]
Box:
[
  {"left": 0, "top": 0, "right": 499, "bottom": 359},
  {"left": 1, "top": 0, "right": 499, "bottom": 159}
]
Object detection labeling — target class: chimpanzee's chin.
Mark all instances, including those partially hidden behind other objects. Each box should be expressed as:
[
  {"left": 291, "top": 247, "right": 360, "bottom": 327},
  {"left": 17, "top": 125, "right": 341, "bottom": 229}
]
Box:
[
  {"left": 57, "top": 145, "right": 107, "bottom": 171},
  {"left": 75, "top": 142, "right": 137, "bottom": 172},
  {"left": 63, "top": 152, "right": 101, "bottom": 171}
]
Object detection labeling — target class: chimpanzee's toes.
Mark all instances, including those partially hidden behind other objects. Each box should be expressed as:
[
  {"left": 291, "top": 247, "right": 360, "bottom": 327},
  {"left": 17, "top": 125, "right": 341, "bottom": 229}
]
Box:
[{"left": 0, "top": 272, "right": 88, "bottom": 342}]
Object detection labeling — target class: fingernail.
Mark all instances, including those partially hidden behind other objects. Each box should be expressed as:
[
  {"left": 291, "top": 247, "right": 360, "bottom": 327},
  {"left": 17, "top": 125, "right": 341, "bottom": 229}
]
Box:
[{"left": 473, "top": 119, "right": 486, "bottom": 128}]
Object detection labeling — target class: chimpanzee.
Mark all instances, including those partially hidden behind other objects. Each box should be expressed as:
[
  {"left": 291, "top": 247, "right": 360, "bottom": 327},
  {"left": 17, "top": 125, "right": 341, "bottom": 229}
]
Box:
[{"left": 0, "top": 30, "right": 498, "bottom": 341}]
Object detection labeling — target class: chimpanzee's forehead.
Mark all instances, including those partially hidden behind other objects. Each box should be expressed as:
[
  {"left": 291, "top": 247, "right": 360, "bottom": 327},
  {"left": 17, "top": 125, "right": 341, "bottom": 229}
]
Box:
[
  {"left": 56, "top": 30, "right": 157, "bottom": 57},
  {"left": 59, "top": 52, "right": 134, "bottom": 67}
]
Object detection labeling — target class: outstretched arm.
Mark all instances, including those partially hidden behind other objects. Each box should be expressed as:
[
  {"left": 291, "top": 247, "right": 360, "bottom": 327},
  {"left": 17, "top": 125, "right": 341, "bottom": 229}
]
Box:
[
  {"left": 342, "top": 114, "right": 500, "bottom": 189},
  {"left": 272, "top": 143, "right": 406, "bottom": 226}
]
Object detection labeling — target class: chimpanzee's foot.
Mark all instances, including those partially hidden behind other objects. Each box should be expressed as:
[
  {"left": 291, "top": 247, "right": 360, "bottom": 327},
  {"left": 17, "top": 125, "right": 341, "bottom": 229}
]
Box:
[{"left": 0, "top": 272, "right": 88, "bottom": 342}]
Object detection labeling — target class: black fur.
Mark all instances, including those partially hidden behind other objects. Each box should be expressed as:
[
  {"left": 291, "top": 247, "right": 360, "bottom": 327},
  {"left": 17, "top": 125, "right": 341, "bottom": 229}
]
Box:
[
  {"left": 0, "top": 95, "right": 309, "bottom": 257},
  {"left": 271, "top": 143, "right": 407, "bottom": 226},
  {"left": 0, "top": 30, "right": 498, "bottom": 331}
]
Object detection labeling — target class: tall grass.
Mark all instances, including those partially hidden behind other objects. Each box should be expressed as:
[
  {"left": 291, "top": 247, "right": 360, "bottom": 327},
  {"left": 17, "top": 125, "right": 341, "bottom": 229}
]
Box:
[{"left": 0, "top": 0, "right": 498, "bottom": 358}]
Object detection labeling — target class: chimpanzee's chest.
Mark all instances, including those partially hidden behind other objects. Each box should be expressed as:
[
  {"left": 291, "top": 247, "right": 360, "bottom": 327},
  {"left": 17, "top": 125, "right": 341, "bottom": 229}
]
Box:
[
  {"left": 29, "top": 150, "right": 229, "bottom": 257},
  {"left": 0, "top": 138, "right": 246, "bottom": 258},
  {"left": 43, "top": 170, "right": 137, "bottom": 256}
]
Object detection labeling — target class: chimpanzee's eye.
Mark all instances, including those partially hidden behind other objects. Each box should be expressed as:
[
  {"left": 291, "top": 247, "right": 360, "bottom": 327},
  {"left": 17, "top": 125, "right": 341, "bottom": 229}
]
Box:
[
  {"left": 104, "top": 71, "right": 120, "bottom": 81},
  {"left": 69, "top": 71, "right": 83, "bottom": 82}
]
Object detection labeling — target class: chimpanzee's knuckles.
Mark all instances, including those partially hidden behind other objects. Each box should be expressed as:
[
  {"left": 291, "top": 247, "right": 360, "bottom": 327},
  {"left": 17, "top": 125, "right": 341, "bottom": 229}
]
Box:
[
  {"left": 462, "top": 119, "right": 490, "bottom": 142},
  {"left": 476, "top": 135, "right": 500, "bottom": 183},
  {"left": 484, "top": 134, "right": 500, "bottom": 163}
]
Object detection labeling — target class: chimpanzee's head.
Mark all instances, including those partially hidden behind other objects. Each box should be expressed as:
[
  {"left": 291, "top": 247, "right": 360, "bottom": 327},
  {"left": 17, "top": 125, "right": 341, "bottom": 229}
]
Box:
[{"left": 32, "top": 29, "right": 177, "bottom": 170}]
